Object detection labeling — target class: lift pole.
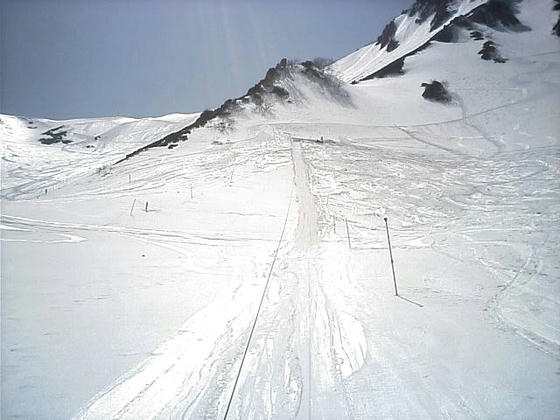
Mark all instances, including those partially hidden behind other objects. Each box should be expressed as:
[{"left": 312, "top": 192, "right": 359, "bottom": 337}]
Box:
[{"left": 384, "top": 217, "right": 398, "bottom": 296}]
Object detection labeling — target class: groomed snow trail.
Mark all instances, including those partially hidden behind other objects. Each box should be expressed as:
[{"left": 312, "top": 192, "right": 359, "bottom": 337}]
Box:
[
  {"left": 221, "top": 139, "right": 367, "bottom": 418},
  {"left": 3, "top": 3, "right": 559, "bottom": 415},
  {"left": 4, "top": 113, "right": 559, "bottom": 419},
  {"left": 69, "top": 135, "right": 370, "bottom": 419},
  {"left": 292, "top": 141, "right": 320, "bottom": 248},
  {"left": 4, "top": 119, "right": 559, "bottom": 418}
]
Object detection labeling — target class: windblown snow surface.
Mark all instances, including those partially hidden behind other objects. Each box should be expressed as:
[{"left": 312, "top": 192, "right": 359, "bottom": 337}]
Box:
[{"left": 1, "top": 0, "right": 560, "bottom": 418}]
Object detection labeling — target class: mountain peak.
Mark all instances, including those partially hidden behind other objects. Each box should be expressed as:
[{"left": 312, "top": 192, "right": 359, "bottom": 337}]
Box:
[{"left": 326, "top": 0, "right": 541, "bottom": 83}]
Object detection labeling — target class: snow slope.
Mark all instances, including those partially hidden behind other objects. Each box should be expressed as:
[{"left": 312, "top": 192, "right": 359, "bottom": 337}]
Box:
[
  {"left": 1, "top": 113, "right": 200, "bottom": 199},
  {"left": 2, "top": 0, "right": 560, "bottom": 418},
  {"left": 327, "top": 0, "right": 488, "bottom": 83}
]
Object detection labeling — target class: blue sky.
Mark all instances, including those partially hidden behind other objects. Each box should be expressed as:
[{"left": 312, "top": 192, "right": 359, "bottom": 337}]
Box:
[{"left": 1, "top": 0, "right": 410, "bottom": 119}]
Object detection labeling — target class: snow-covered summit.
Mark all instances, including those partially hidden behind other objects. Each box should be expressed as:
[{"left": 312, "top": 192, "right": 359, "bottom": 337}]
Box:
[{"left": 326, "top": 0, "right": 537, "bottom": 83}]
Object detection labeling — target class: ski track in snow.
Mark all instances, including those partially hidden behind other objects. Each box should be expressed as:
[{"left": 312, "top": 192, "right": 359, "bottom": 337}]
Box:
[
  {"left": 69, "top": 135, "right": 369, "bottom": 419},
  {"left": 2, "top": 2, "right": 560, "bottom": 417},
  {"left": 66, "top": 123, "right": 558, "bottom": 418},
  {"left": 3, "top": 115, "right": 559, "bottom": 418}
]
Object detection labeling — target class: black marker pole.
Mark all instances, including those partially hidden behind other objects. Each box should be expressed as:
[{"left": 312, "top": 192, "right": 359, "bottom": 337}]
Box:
[{"left": 384, "top": 217, "right": 398, "bottom": 296}]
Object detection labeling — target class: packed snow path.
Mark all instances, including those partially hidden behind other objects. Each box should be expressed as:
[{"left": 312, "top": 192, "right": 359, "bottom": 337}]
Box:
[
  {"left": 4, "top": 124, "right": 558, "bottom": 418},
  {"left": 2, "top": 3, "right": 560, "bottom": 413},
  {"left": 69, "top": 138, "right": 369, "bottom": 419}
]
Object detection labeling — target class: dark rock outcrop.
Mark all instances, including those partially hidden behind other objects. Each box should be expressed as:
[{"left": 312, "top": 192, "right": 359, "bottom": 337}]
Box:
[
  {"left": 377, "top": 20, "right": 398, "bottom": 50},
  {"left": 406, "top": 0, "right": 453, "bottom": 31},
  {"left": 478, "top": 40, "right": 507, "bottom": 63},
  {"left": 360, "top": 57, "right": 405, "bottom": 81},
  {"left": 470, "top": 30, "right": 484, "bottom": 40},
  {"left": 39, "top": 126, "right": 71, "bottom": 145},
  {"left": 271, "top": 86, "right": 289, "bottom": 98},
  {"left": 553, "top": 0, "right": 560, "bottom": 36},
  {"left": 468, "top": 0, "right": 530, "bottom": 31},
  {"left": 431, "top": 22, "right": 460, "bottom": 42},
  {"left": 421, "top": 80, "right": 452, "bottom": 102},
  {"left": 387, "top": 39, "right": 400, "bottom": 52}
]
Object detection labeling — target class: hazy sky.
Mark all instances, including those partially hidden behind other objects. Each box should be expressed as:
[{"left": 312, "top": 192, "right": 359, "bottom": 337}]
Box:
[{"left": 1, "top": 0, "right": 410, "bottom": 119}]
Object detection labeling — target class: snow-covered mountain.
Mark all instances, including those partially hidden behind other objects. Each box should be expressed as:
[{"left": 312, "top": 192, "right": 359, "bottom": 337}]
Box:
[
  {"left": 1, "top": 0, "right": 559, "bottom": 419},
  {"left": 329, "top": 0, "right": 488, "bottom": 82},
  {"left": 0, "top": 113, "right": 200, "bottom": 199},
  {"left": 327, "top": 0, "right": 551, "bottom": 83}
]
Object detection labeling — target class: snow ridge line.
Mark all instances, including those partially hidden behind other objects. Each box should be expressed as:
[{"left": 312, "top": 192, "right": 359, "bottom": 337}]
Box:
[{"left": 223, "top": 183, "right": 294, "bottom": 419}]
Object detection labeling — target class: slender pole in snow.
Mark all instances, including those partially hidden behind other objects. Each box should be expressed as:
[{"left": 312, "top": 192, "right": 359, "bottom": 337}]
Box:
[
  {"left": 129, "top": 199, "right": 136, "bottom": 216},
  {"left": 145, "top": 201, "right": 148, "bottom": 212},
  {"left": 384, "top": 217, "right": 399, "bottom": 296},
  {"left": 345, "top": 218, "right": 351, "bottom": 250},
  {"left": 333, "top": 216, "right": 337, "bottom": 234}
]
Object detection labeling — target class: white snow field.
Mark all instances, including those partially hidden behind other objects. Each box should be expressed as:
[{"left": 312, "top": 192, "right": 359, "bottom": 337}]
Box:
[{"left": 2, "top": 0, "right": 560, "bottom": 418}]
